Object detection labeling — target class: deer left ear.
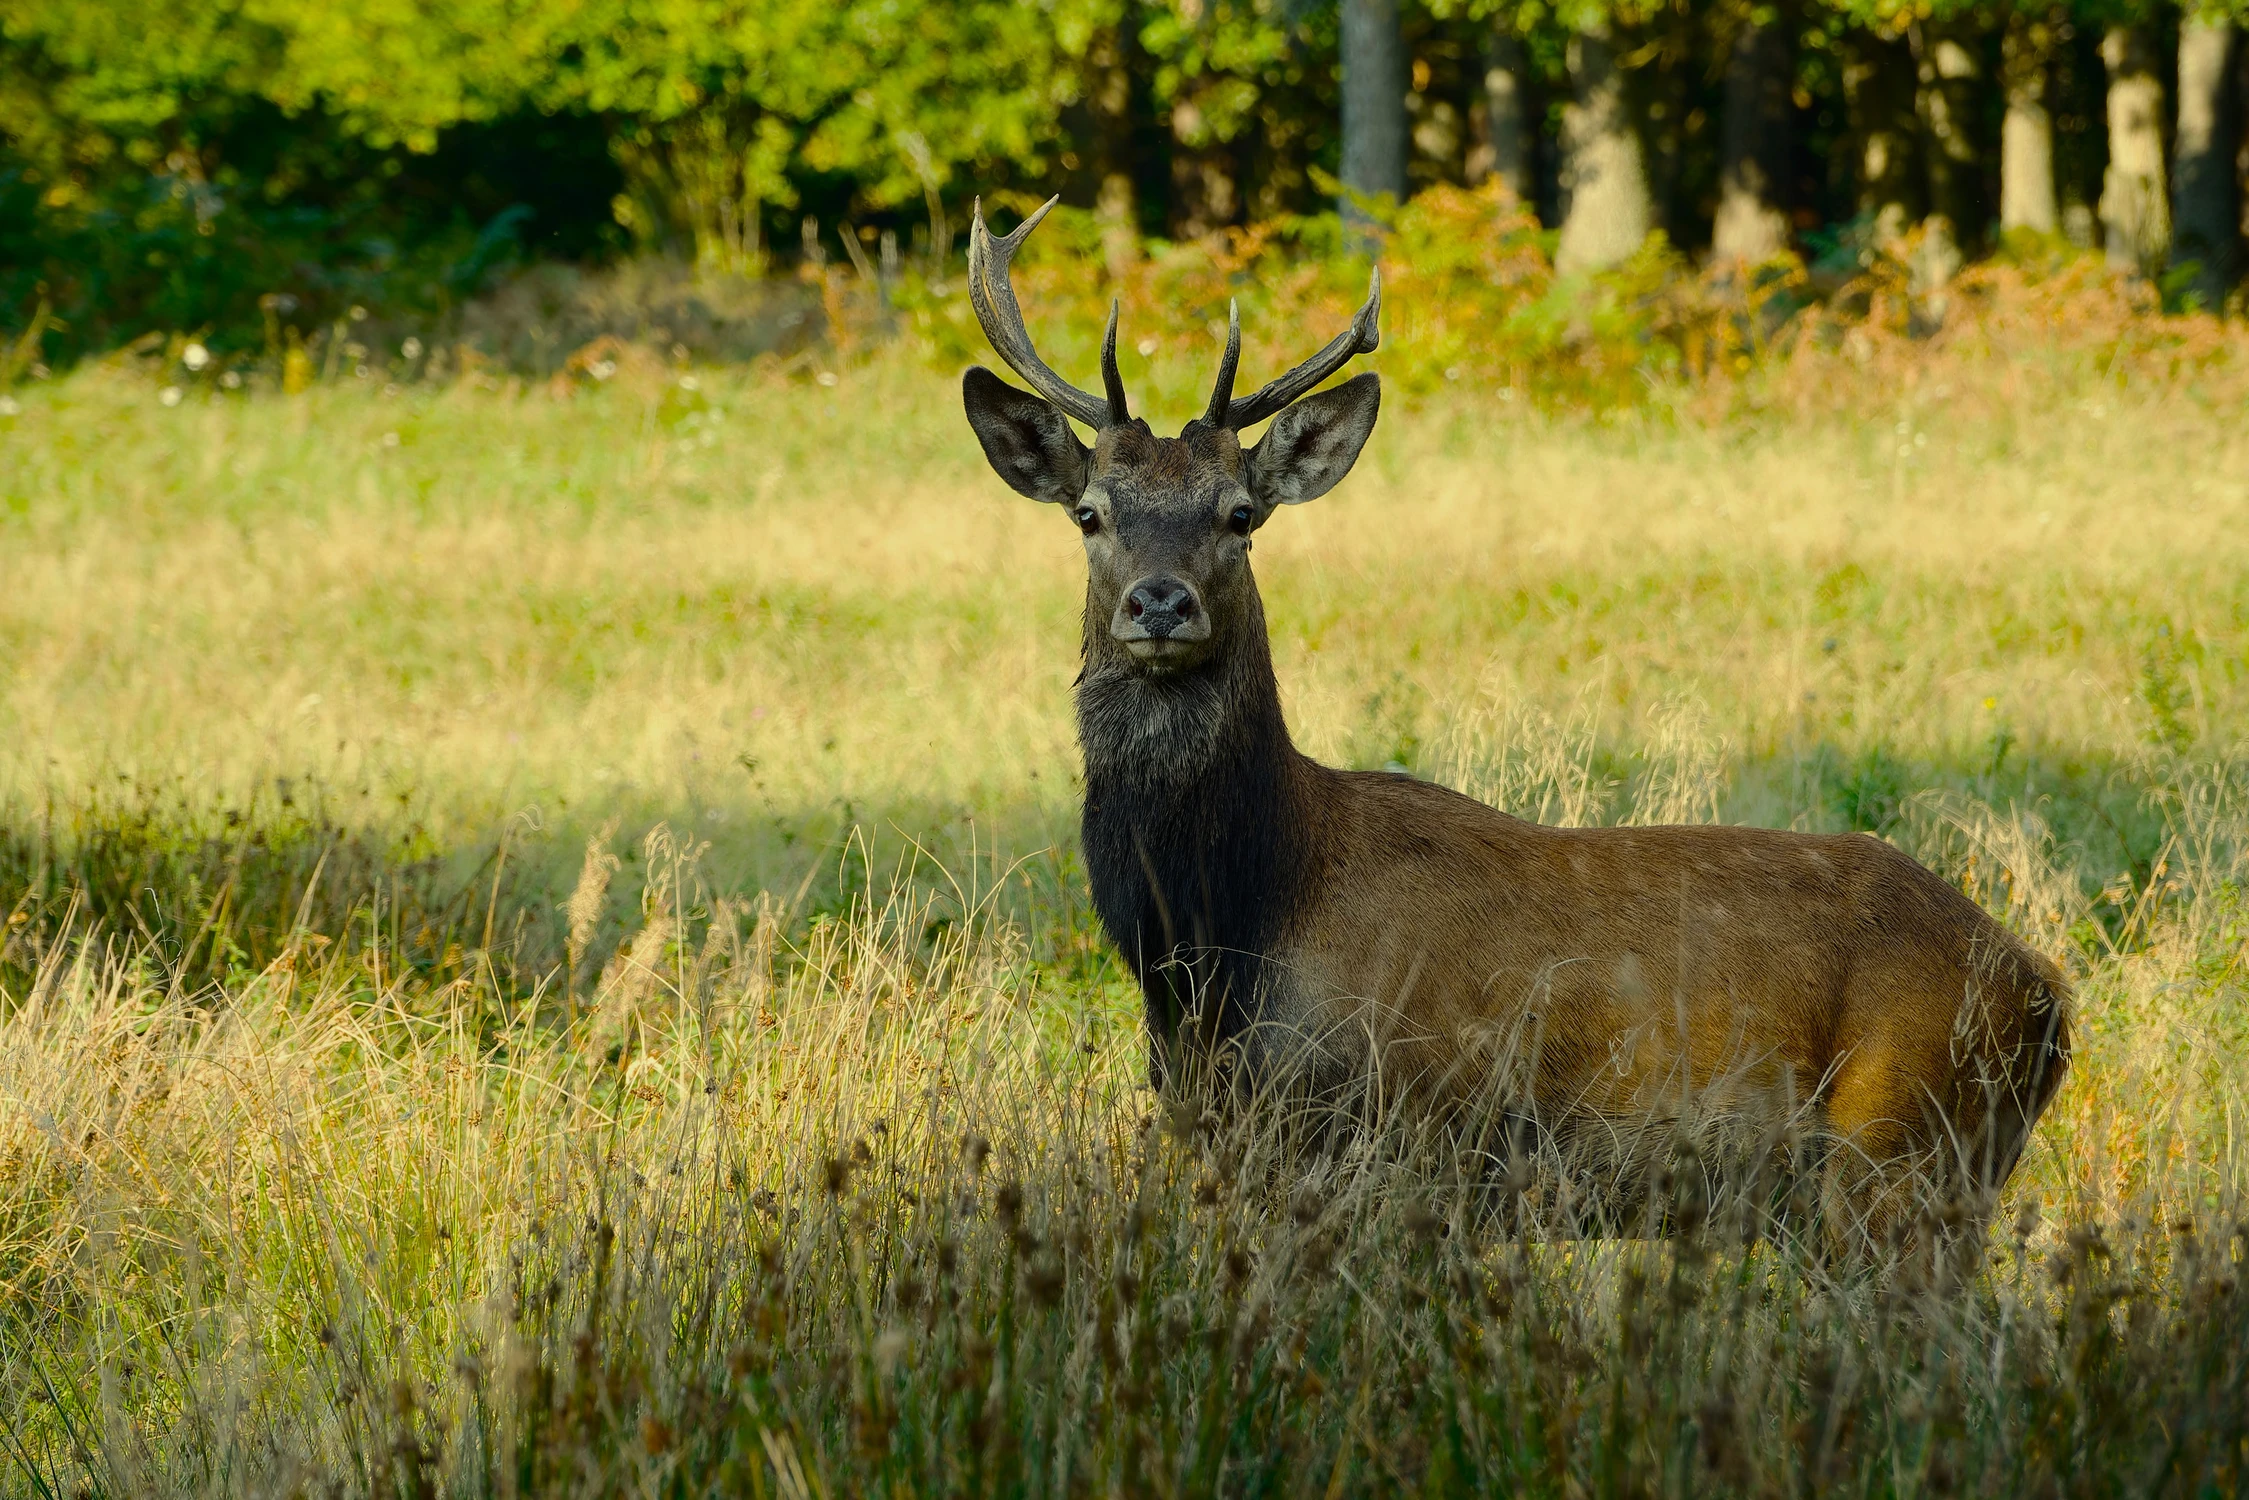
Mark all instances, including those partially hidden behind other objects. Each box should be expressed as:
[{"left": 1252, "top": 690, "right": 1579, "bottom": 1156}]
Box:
[{"left": 1246, "top": 373, "right": 1380, "bottom": 506}]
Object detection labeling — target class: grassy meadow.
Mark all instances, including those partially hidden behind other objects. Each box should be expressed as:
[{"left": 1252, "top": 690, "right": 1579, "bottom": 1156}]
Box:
[{"left": 3, "top": 333, "right": 2249, "bottom": 1495}]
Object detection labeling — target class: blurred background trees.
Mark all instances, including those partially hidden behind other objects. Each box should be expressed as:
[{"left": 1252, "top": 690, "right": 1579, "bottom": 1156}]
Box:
[{"left": 3, "top": 0, "right": 2246, "bottom": 363}]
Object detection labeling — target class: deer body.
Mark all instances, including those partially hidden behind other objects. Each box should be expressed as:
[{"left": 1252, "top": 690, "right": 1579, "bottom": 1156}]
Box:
[
  {"left": 962, "top": 198, "right": 2068, "bottom": 1242},
  {"left": 1079, "top": 557, "right": 2065, "bottom": 1215}
]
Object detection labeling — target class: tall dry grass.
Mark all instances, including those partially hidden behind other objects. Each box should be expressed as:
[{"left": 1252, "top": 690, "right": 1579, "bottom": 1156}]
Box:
[
  {"left": 2, "top": 752, "right": 2244, "bottom": 1496},
  {"left": 2, "top": 302, "right": 2248, "bottom": 1493}
]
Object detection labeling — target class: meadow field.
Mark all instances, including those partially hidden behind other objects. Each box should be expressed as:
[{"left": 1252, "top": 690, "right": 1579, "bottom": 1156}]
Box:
[{"left": 3, "top": 332, "right": 2248, "bottom": 1495}]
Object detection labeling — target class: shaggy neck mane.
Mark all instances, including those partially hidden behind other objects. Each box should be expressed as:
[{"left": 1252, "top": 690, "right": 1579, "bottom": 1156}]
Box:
[{"left": 1074, "top": 575, "right": 1318, "bottom": 1080}]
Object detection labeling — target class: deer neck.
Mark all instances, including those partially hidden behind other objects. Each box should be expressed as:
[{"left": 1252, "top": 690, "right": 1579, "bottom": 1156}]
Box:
[
  {"left": 1074, "top": 580, "right": 1297, "bottom": 797},
  {"left": 1074, "top": 578, "right": 1314, "bottom": 1056}
]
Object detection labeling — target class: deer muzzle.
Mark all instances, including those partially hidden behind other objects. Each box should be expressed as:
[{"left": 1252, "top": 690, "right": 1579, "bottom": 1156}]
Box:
[{"left": 1113, "top": 576, "right": 1212, "bottom": 663}]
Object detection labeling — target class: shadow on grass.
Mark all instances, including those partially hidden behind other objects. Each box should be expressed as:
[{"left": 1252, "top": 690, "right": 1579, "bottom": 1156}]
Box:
[
  {"left": 0, "top": 772, "right": 1090, "bottom": 1004},
  {"left": 0, "top": 734, "right": 2204, "bottom": 1006}
]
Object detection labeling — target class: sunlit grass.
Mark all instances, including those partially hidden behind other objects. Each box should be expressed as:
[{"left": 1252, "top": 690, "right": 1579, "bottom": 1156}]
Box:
[
  {"left": 5, "top": 349, "right": 2244, "bottom": 870},
  {"left": 1, "top": 344, "right": 2247, "bottom": 1494}
]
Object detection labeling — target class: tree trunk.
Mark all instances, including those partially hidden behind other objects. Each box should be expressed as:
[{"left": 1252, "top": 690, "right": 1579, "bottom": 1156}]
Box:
[
  {"left": 1916, "top": 19, "right": 1988, "bottom": 249},
  {"left": 1556, "top": 25, "right": 1653, "bottom": 274},
  {"left": 2240, "top": 38, "right": 2249, "bottom": 251},
  {"left": 2000, "top": 8, "right": 2059, "bottom": 236},
  {"left": 1340, "top": 0, "right": 1409, "bottom": 221},
  {"left": 2055, "top": 22, "right": 2107, "bottom": 245},
  {"left": 2172, "top": 17, "right": 2241, "bottom": 308},
  {"left": 1713, "top": 9, "right": 1795, "bottom": 263},
  {"left": 1167, "top": 119, "right": 1240, "bottom": 238},
  {"left": 1472, "top": 26, "right": 1534, "bottom": 206},
  {"left": 1845, "top": 30, "right": 1923, "bottom": 248},
  {"left": 1086, "top": 11, "right": 1142, "bottom": 279},
  {"left": 2100, "top": 24, "right": 2169, "bottom": 274}
]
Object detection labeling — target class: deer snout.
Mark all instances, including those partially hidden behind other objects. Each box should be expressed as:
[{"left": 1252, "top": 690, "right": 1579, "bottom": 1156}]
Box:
[{"left": 1113, "top": 576, "right": 1212, "bottom": 652}]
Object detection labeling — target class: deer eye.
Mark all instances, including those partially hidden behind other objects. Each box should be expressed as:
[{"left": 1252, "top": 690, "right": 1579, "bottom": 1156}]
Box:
[
  {"left": 1227, "top": 504, "right": 1255, "bottom": 536},
  {"left": 1074, "top": 506, "right": 1101, "bottom": 535}
]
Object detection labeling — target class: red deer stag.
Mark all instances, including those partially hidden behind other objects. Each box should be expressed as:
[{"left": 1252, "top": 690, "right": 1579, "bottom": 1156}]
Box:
[{"left": 959, "top": 196, "right": 2069, "bottom": 1249}]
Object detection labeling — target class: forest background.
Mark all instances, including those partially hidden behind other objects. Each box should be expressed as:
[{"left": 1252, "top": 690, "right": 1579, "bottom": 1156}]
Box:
[{"left": 5, "top": 0, "right": 2249, "bottom": 375}]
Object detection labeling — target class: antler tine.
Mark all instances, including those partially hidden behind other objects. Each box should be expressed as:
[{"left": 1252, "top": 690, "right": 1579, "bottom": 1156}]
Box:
[
  {"left": 1221, "top": 268, "right": 1382, "bottom": 431},
  {"left": 1202, "top": 298, "right": 1241, "bottom": 428},
  {"left": 1100, "top": 300, "right": 1129, "bottom": 424},
  {"left": 968, "top": 195, "right": 1123, "bottom": 430}
]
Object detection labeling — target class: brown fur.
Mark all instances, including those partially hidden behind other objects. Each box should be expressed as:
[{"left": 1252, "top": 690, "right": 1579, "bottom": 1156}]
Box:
[{"left": 1263, "top": 762, "right": 2071, "bottom": 1240}]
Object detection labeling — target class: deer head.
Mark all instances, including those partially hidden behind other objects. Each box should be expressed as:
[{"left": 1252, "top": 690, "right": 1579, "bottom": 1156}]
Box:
[{"left": 961, "top": 196, "right": 1383, "bottom": 677}]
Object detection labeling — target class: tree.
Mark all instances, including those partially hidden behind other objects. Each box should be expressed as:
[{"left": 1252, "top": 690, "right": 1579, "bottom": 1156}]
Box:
[
  {"left": 2171, "top": 9, "right": 2241, "bottom": 305},
  {"left": 1074, "top": 0, "right": 1156, "bottom": 271},
  {"left": 1915, "top": 13, "right": 1989, "bottom": 252},
  {"left": 1136, "top": 0, "right": 1335, "bottom": 234},
  {"left": 1339, "top": 0, "right": 1410, "bottom": 219},
  {"left": 1713, "top": 0, "right": 1796, "bottom": 263},
  {"left": 0, "top": 0, "right": 286, "bottom": 178},
  {"left": 539, "top": 0, "right": 1081, "bottom": 268},
  {"left": 1841, "top": 23, "right": 1923, "bottom": 247},
  {"left": 1555, "top": 15, "right": 1653, "bottom": 272},
  {"left": 1474, "top": 18, "right": 1535, "bottom": 204},
  {"left": 0, "top": 0, "right": 588, "bottom": 350},
  {"left": 21, "top": 0, "right": 2249, "bottom": 358},
  {"left": 2100, "top": 18, "right": 2169, "bottom": 271},
  {"left": 1423, "top": 0, "right": 1543, "bottom": 214},
  {"left": 2000, "top": 5, "right": 2063, "bottom": 236}
]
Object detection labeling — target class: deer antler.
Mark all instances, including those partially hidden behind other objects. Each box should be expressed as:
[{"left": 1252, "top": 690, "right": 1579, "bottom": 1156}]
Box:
[
  {"left": 1201, "top": 300, "right": 1242, "bottom": 428},
  {"left": 1207, "top": 268, "right": 1382, "bottom": 431},
  {"left": 968, "top": 196, "right": 1129, "bottom": 430}
]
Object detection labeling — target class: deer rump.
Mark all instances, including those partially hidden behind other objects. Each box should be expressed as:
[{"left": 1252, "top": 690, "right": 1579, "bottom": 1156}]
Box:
[{"left": 958, "top": 194, "right": 2069, "bottom": 1252}]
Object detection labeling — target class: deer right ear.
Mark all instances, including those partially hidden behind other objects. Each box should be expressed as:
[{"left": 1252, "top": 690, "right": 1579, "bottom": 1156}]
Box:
[{"left": 963, "top": 367, "right": 1091, "bottom": 505}]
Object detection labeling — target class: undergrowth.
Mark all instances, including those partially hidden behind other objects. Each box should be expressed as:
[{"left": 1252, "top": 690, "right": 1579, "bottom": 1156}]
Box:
[
  {"left": 16, "top": 183, "right": 2249, "bottom": 425},
  {"left": 2, "top": 743, "right": 2246, "bottom": 1497}
]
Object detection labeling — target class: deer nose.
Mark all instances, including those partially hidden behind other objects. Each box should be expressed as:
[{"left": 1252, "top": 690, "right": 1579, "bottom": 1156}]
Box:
[{"left": 1123, "top": 577, "right": 1201, "bottom": 637}]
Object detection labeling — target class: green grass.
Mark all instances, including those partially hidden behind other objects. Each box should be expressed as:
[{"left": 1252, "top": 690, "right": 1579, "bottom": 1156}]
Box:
[{"left": 1, "top": 346, "right": 2247, "bottom": 1496}]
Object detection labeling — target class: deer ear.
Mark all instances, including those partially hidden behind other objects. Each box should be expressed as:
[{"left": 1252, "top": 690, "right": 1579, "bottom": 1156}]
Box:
[
  {"left": 1246, "top": 373, "right": 1380, "bottom": 505},
  {"left": 963, "top": 367, "right": 1090, "bottom": 504}
]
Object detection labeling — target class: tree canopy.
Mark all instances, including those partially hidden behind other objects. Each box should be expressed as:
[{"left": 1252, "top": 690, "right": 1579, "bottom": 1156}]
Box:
[{"left": 3, "top": 0, "right": 2244, "bottom": 358}]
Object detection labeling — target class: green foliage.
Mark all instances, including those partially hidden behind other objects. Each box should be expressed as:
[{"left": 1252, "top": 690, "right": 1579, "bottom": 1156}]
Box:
[
  {"left": 0, "top": 0, "right": 1104, "bottom": 357},
  {"left": 5, "top": 0, "right": 2249, "bottom": 369},
  {"left": 546, "top": 0, "right": 1090, "bottom": 260}
]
